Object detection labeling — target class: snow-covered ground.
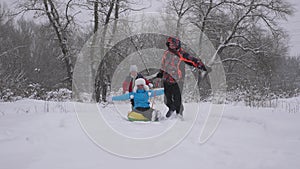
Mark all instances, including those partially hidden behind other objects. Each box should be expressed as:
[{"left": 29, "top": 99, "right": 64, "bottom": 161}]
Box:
[{"left": 0, "top": 99, "right": 300, "bottom": 169}]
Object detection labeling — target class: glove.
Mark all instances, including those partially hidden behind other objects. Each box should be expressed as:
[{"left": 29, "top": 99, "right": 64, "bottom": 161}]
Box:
[
  {"left": 197, "top": 64, "right": 207, "bottom": 71},
  {"left": 156, "top": 70, "right": 163, "bottom": 78},
  {"left": 198, "top": 64, "right": 212, "bottom": 74},
  {"left": 148, "top": 83, "right": 154, "bottom": 88}
]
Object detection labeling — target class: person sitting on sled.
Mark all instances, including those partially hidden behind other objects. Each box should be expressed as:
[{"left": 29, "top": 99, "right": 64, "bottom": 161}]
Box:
[
  {"left": 122, "top": 65, "right": 153, "bottom": 108},
  {"left": 113, "top": 78, "right": 163, "bottom": 122},
  {"left": 122, "top": 65, "right": 153, "bottom": 93}
]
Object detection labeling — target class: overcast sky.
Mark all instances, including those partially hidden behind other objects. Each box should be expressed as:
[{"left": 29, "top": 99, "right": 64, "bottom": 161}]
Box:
[
  {"left": 279, "top": 0, "right": 300, "bottom": 57},
  {"left": 1, "top": 0, "right": 299, "bottom": 56}
]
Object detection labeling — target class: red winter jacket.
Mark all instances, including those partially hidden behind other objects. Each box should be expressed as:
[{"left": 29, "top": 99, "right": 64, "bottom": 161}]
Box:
[{"left": 160, "top": 48, "right": 206, "bottom": 83}]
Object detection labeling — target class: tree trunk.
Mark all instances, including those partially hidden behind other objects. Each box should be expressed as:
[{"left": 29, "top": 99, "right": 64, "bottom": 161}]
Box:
[
  {"left": 94, "top": 0, "right": 99, "bottom": 33},
  {"left": 43, "top": 0, "right": 73, "bottom": 87},
  {"left": 95, "top": 0, "right": 116, "bottom": 102}
]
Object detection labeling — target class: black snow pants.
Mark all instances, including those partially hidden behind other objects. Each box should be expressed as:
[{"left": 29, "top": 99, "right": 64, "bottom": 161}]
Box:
[{"left": 163, "top": 81, "right": 184, "bottom": 114}]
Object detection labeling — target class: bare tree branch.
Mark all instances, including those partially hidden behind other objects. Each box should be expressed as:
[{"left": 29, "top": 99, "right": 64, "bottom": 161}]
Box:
[
  {"left": 64, "top": 0, "right": 74, "bottom": 30},
  {"left": 0, "top": 45, "right": 27, "bottom": 57},
  {"left": 222, "top": 58, "right": 256, "bottom": 71},
  {"left": 226, "top": 42, "right": 264, "bottom": 54}
]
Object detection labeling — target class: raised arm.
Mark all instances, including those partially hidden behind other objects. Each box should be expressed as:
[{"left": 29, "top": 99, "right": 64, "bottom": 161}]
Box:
[
  {"left": 149, "top": 88, "right": 164, "bottom": 98},
  {"left": 179, "top": 51, "right": 207, "bottom": 71},
  {"left": 112, "top": 93, "right": 131, "bottom": 101}
]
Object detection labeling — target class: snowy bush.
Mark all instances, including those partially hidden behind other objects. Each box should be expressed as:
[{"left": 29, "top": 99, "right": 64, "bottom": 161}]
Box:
[
  {"left": 0, "top": 84, "right": 72, "bottom": 102},
  {"left": 26, "top": 83, "right": 46, "bottom": 99},
  {"left": 0, "top": 89, "right": 16, "bottom": 102},
  {"left": 46, "top": 88, "right": 72, "bottom": 101}
]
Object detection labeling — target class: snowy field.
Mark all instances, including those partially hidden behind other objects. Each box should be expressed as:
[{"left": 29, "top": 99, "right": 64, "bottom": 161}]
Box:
[{"left": 0, "top": 99, "right": 300, "bottom": 169}]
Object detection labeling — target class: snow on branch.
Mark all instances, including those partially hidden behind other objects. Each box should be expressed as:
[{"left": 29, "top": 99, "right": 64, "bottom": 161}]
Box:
[
  {"left": 0, "top": 46, "right": 26, "bottom": 57},
  {"left": 225, "top": 43, "right": 264, "bottom": 54},
  {"left": 221, "top": 58, "right": 256, "bottom": 71}
]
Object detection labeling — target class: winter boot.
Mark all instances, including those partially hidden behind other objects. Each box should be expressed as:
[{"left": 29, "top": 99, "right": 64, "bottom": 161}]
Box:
[
  {"left": 176, "top": 105, "right": 184, "bottom": 116},
  {"left": 176, "top": 105, "right": 184, "bottom": 121},
  {"left": 151, "top": 110, "right": 162, "bottom": 121},
  {"left": 166, "top": 109, "right": 174, "bottom": 118}
]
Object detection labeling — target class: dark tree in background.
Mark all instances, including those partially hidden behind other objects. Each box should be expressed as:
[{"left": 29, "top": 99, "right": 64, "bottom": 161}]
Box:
[
  {"left": 0, "top": 0, "right": 299, "bottom": 103},
  {"left": 0, "top": 2, "right": 86, "bottom": 100}
]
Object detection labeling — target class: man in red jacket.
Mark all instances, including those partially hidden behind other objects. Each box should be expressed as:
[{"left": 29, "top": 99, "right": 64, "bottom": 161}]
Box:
[{"left": 156, "top": 37, "right": 211, "bottom": 119}]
